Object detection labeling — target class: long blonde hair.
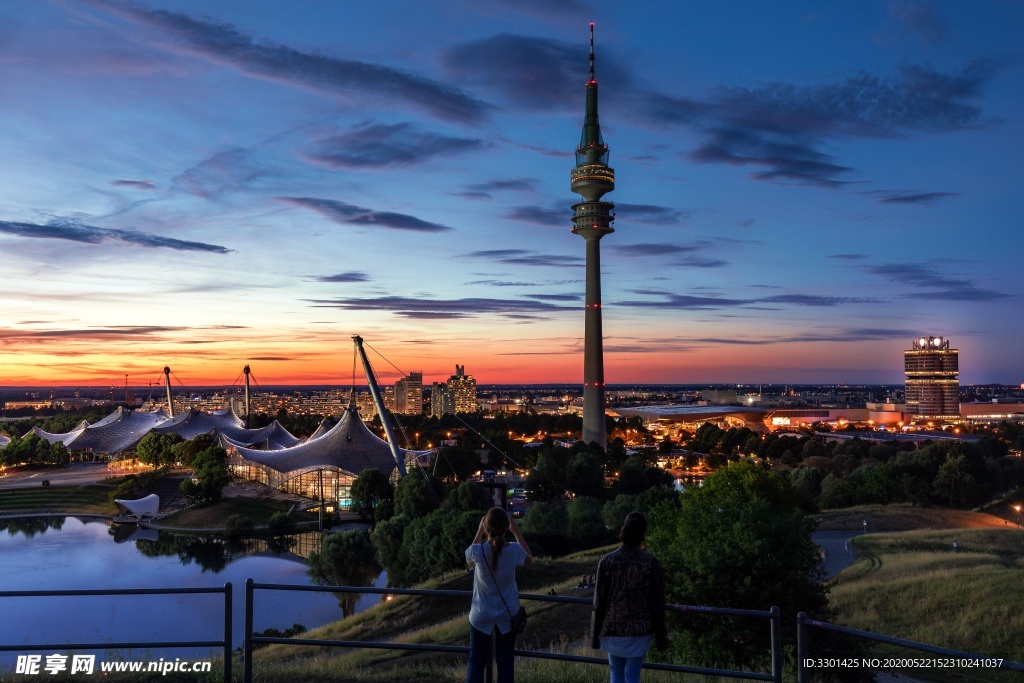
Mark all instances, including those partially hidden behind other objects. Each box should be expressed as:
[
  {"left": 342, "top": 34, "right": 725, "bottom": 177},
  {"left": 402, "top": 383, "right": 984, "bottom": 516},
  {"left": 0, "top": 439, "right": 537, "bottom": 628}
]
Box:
[{"left": 484, "top": 507, "right": 510, "bottom": 571}]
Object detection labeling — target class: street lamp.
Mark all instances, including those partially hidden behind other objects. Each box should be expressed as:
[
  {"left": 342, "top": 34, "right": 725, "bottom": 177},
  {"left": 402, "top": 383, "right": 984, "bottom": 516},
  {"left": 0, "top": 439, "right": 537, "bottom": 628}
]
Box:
[{"left": 1014, "top": 504, "right": 1022, "bottom": 528}]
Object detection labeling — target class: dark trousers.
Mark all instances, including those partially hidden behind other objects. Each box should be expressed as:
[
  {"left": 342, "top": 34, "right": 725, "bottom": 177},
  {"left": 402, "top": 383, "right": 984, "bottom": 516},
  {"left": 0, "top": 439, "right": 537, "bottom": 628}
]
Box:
[{"left": 466, "top": 624, "right": 515, "bottom": 683}]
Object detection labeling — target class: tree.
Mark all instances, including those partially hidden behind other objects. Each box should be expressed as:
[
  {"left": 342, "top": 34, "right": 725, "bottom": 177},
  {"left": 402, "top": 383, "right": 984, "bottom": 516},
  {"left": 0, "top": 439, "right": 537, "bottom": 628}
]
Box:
[
  {"left": 350, "top": 468, "right": 394, "bottom": 519},
  {"left": 393, "top": 468, "right": 445, "bottom": 518},
  {"left": 520, "top": 501, "right": 571, "bottom": 556},
  {"left": 567, "top": 495, "right": 610, "bottom": 548},
  {"left": 171, "top": 433, "right": 216, "bottom": 467},
  {"left": 566, "top": 451, "right": 606, "bottom": 499},
  {"left": 135, "top": 432, "right": 184, "bottom": 468},
  {"left": 602, "top": 494, "right": 639, "bottom": 532},
  {"left": 615, "top": 457, "right": 648, "bottom": 495},
  {"left": 452, "top": 481, "right": 492, "bottom": 512},
  {"left": 308, "top": 530, "right": 382, "bottom": 616},
  {"left": 179, "top": 445, "right": 229, "bottom": 503},
  {"left": 647, "top": 461, "right": 831, "bottom": 669},
  {"left": 525, "top": 455, "right": 567, "bottom": 502}
]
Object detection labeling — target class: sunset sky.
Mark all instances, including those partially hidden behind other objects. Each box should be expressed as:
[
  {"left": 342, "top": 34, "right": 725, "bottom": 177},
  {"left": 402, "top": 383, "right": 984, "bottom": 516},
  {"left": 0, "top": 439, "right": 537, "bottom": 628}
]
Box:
[{"left": 1, "top": 1, "right": 1022, "bottom": 388}]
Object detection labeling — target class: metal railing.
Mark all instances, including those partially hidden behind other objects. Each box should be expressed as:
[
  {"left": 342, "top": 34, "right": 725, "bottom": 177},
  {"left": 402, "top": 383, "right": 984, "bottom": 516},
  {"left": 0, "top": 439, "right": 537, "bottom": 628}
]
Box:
[
  {"left": 796, "top": 612, "right": 1024, "bottom": 683},
  {"left": 0, "top": 584, "right": 232, "bottom": 682},
  {"left": 243, "top": 579, "right": 781, "bottom": 683}
]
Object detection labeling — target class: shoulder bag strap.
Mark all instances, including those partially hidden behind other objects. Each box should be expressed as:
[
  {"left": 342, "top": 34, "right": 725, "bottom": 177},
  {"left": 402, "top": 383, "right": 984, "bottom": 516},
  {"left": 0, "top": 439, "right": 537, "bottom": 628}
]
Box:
[{"left": 480, "top": 542, "right": 515, "bottom": 618}]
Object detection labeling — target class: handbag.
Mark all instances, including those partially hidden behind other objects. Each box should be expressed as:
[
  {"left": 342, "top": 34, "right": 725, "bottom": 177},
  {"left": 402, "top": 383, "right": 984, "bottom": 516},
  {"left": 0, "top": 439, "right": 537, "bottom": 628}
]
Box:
[{"left": 481, "top": 542, "right": 528, "bottom": 635}]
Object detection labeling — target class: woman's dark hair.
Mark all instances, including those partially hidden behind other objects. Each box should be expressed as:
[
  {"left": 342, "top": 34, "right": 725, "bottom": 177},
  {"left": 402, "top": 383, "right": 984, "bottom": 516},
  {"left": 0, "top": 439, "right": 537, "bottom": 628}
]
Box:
[
  {"left": 484, "top": 507, "right": 511, "bottom": 570},
  {"left": 620, "top": 511, "right": 647, "bottom": 548}
]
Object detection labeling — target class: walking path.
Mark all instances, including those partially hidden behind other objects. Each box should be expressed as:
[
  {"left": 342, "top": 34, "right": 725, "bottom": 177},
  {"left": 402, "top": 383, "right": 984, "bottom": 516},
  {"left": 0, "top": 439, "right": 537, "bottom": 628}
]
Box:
[{"left": 813, "top": 529, "right": 870, "bottom": 579}]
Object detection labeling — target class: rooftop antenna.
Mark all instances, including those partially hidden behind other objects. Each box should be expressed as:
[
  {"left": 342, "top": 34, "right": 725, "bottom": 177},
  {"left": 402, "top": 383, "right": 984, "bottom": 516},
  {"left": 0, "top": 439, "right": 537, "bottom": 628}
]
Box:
[{"left": 588, "top": 21, "right": 595, "bottom": 83}]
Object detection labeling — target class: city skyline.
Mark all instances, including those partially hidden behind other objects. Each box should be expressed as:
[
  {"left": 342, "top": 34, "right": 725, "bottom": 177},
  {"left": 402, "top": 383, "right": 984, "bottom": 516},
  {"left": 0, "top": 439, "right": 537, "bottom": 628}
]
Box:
[{"left": 1, "top": 1, "right": 1022, "bottom": 387}]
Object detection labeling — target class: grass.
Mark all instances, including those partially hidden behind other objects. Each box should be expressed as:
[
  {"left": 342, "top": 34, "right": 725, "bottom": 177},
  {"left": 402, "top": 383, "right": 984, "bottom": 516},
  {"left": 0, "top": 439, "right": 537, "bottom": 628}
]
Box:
[
  {"left": 815, "top": 504, "right": 1010, "bottom": 531},
  {"left": 157, "top": 496, "right": 298, "bottom": 529},
  {"left": 0, "top": 484, "right": 117, "bottom": 515},
  {"left": 830, "top": 528, "right": 1024, "bottom": 682}
]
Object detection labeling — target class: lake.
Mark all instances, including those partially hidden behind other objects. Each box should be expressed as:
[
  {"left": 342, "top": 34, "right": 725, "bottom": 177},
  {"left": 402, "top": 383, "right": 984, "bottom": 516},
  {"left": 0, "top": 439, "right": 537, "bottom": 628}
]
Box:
[{"left": 0, "top": 516, "right": 383, "bottom": 669}]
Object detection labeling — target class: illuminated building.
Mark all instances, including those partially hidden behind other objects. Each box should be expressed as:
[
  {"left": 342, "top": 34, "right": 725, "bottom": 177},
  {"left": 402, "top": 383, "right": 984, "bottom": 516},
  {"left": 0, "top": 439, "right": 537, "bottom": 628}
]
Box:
[
  {"left": 570, "top": 23, "right": 614, "bottom": 449},
  {"left": 905, "top": 335, "right": 959, "bottom": 423},
  {"left": 431, "top": 382, "right": 455, "bottom": 417},
  {"left": 447, "top": 365, "right": 478, "bottom": 414},
  {"left": 394, "top": 371, "right": 423, "bottom": 415}
]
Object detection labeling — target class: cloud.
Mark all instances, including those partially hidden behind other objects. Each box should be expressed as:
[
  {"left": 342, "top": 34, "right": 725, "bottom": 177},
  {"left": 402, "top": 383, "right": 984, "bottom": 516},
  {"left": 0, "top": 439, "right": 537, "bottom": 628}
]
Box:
[
  {"left": 87, "top": 0, "right": 489, "bottom": 123},
  {"left": 615, "top": 203, "right": 692, "bottom": 225},
  {"left": 616, "top": 291, "right": 876, "bottom": 310},
  {"left": 673, "top": 257, "right": 728, "bottom": 269},
  {"left": 280, "top": 197, "right": 453, "bottom": 233},
  {"left": 505, "top": 205, "right": 566, "bottom": 226},
  {"left": 173, "top": 148, "right": 271, "bottom": 198},
  {"left": 442, "top": 34, "right": 631, "bottom": 110},
  {"left": 462, "top": 248, "right": 584, "bottom": 268},
  {"left": 643, "top": 57, "right": 1004, "bottom": 187},
  {"left": 313, "top": 272, "right": 370, "bottom": 283},
  {"left": 880, "top": 2, "right": 949, "bottom": 45},
  {"left": 866, "top": 262, "right": 1009, "bottom": 301},
  {"left": 759, "top": 294, "right": 879, "bottom": 306},
  {"left": 455, "top": 178, "right": 539, "bottom": 200},
  {"left": 615, "top": 242, "right": 706, "bottom": 257},
  {"left": 111, "top": 179, "right": 157, "bottom": 190},
  {"left": 473, "top": 0, "right": 588, "bottom": 21},
  {"left": 526, "top": 293, "right": 581, "bottom": 301},
  {"left": 306, "top": 294, "right": 571, "bottom": 318},
  {"left": 867, "top": 190, "right": 958, "bottom": 205},
  {"left": 304, "top": 122, "right": 485, "bottom": 169},
  {"left": 829, "top": 254, "right": 866, "bottom": 261},
  {"left": 0, "top": 218, "right": 231, "bottom": 253}
]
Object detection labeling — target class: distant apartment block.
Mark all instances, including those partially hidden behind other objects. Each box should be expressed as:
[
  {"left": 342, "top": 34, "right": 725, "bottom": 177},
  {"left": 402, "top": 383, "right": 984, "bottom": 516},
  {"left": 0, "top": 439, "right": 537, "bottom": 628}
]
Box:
[
  {"left": 447, "top": 365, "right": 478, "bottom": 414},
  {"left": 394, "top": 371, "right": 423, "bottom": 415},
  {"left": 905, "top": 335, "right": 959, "bottom": 423},
  {"left": 431, "top": 382, "right": 455, "bottom": 417}
]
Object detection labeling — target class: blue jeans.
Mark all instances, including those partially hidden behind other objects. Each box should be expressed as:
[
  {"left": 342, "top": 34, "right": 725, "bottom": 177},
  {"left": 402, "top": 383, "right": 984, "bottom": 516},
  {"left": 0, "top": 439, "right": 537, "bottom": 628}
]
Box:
[
  {"left": 466, "top": 625, "right": 515, "bottom": 683},
  {"left": 608, "top": 654, "right": 644, "bottom": 683}
]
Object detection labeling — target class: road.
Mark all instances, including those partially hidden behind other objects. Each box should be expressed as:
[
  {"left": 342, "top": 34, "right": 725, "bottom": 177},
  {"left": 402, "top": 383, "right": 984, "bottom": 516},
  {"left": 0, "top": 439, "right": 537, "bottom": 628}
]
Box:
[{"left": 0, "top": 462, "right": 116, "bottom": 490}]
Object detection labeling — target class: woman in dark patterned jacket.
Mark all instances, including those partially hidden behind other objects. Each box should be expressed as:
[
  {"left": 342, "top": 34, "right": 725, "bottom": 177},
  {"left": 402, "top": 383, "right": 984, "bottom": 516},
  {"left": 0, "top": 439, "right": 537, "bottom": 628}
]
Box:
[{"left": 590, "top": 512, "right": 668, "bottom": 683}]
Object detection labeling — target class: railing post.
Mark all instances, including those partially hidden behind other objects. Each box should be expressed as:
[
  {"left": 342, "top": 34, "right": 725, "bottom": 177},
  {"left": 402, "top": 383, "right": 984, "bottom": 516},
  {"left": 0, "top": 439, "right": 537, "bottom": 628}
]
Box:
[
  {"left": 770, "top": 606, "right": 781, "bottom": 683},
  {"left": 796, "top": 612, "right": 807, "bottom": 683},
  {"left": 244, "top": 578, "right": 254, "bottom": 683},
  {"left": 224, "top": 582, "right": 233, "bottom": 683}
]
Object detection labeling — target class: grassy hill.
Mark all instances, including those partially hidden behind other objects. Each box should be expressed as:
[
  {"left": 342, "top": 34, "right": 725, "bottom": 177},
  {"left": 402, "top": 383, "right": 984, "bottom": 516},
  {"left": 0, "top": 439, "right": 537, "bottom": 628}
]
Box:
[{"left": 830, "top": 527, "right": 1024, "bottom": 682}]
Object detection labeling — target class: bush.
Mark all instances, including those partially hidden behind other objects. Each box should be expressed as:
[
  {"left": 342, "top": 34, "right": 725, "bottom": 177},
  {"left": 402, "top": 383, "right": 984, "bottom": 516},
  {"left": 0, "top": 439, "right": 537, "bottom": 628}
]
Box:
[
  {"left": 224, "top": 513, "right": 255, "bottom": 538},
  {"left": 268, "top": 511, "right": 297, "bottom": 536}
]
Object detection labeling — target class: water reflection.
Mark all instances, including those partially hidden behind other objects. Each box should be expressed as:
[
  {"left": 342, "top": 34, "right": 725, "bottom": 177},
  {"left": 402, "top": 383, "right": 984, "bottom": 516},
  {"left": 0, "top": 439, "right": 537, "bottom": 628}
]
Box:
[{"left": 0, "top": 517, "right": 385, "bottom": 669}]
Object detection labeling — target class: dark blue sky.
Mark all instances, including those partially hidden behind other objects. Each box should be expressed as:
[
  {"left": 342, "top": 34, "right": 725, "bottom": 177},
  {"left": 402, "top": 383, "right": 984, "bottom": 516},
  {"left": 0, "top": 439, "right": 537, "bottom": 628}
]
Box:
[{"left": 0, "top": 1, "right": 1021, "bottom": 386}]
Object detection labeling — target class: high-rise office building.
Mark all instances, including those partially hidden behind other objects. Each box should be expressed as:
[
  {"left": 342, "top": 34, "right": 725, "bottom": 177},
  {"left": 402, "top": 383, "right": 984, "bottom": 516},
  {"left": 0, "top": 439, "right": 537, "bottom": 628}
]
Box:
[
  {"left": 431, "top": 382, "right": 455, "bottom": 418},
  {"left": 905, "top": 335, "right": 959, "bottom": 423},
  {"left": 394, "top": 371, "right": 423, "bottom": 415},
  {"left": 570, "top": 23, "right": 614, "bottom": 449},
  {"left": 447, "top": 365, "right": 478, "bottom": 414}
]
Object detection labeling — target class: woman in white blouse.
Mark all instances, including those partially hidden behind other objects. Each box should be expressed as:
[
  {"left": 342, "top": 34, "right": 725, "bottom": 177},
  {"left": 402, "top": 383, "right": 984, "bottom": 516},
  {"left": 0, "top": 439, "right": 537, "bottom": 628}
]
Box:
[{"left": 465, "top": 507, "right": 533, "bottom": 683}]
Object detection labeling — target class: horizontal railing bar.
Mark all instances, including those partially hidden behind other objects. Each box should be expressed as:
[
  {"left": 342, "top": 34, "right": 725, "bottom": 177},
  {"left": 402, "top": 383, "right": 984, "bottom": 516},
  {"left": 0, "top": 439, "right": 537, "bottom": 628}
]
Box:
[
  {"left": 667, "top": 603, "right": 775, "bottom": 619},
  {"left": 0, "top": 587, "right": 226, "bottom": 598},
  {"left": 0, "top": 641, "right": 225, "bottom": 652},
  {"left": 249, "top": 583, "right": 774, "bottom": 619},
  {"left": 251, "top": 636, "right": 469, "bottom": 655},
  {"left": 804, "top": 619, "right": 1024, "bottom": 672},
  {"left": 250, "top": 635, "right": 770, "bottom": 680}
]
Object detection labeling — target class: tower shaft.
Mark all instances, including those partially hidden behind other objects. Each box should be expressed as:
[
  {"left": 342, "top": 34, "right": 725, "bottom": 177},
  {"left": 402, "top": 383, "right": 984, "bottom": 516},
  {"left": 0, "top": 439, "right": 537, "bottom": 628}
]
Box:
[{"left": 570, "top": 22, "right": 614, "bottom": 450}]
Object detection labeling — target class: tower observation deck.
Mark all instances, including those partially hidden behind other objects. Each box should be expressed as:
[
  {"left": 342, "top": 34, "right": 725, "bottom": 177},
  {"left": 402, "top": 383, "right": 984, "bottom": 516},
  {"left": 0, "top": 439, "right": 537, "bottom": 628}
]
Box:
[{"left": 571, "top": 22, "right": 614, "bottom": 450}]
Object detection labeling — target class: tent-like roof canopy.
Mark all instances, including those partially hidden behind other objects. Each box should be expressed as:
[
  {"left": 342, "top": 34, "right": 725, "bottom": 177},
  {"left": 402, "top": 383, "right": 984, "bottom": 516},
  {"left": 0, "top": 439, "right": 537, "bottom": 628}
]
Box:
[
  {"left": 40, "top": 406, "right": 170, "bottom": 454},
  {"left": 114, "top": 493, "right": 160, "bottom": 520},
  {"left": 229, "top": 402, "right": 423, "bottom": 480}
]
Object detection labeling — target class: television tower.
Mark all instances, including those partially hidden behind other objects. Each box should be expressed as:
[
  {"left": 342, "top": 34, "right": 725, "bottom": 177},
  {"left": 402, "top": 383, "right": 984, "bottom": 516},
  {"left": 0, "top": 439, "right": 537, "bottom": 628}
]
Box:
[{"left": 571, "top": 22, "right": 614, "bottom": 449}]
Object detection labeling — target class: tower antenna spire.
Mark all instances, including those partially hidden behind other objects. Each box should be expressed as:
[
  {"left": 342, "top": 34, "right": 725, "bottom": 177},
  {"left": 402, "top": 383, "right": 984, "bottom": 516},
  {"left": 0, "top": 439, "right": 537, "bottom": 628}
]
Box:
[{"left": 589, "top": 21, "right": 595, "bottom": 83}]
